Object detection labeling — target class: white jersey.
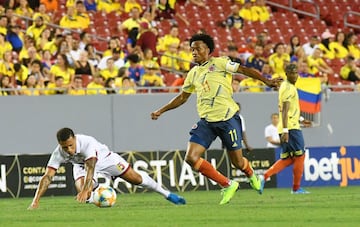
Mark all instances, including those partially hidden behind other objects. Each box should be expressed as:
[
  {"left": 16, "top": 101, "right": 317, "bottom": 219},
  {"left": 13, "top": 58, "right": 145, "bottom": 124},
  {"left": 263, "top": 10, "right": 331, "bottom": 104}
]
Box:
[
  {"left": 264, "top": 124, "right": 280, "bottom": 148},
  {"left": 47, "top": 134, "right": 129, "bottom": 180}
]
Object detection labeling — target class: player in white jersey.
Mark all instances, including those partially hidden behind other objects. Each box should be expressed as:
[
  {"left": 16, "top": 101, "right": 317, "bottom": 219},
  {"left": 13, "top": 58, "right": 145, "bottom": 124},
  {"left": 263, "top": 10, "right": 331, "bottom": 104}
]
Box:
[{"left": 28, "top": 128, "right": 185, "bottom": 209}]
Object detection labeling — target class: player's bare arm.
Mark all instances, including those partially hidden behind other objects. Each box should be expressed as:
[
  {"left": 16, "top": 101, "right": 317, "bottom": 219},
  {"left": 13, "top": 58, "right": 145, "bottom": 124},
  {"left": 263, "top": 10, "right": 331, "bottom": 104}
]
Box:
[
  {"left": 76, "top": 157, "right": 97, "bottom": 203},
  {"left": 236, "top": 65, "right": 282, "bottom": 88},
  {"left": 28, "top": 167, "right": 56, "bottom": 210},
  {"left": 151, "top": 91, "right": 191, "bottom": 120},
  {"left": 281, "top": 101, "right": 290, "bottom": 143}
]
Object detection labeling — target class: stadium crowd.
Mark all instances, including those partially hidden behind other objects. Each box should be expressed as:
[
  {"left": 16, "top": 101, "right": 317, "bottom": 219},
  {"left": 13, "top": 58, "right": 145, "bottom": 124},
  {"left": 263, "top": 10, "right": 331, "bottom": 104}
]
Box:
[{"left": 0, "top": 0, "right": 359, "bottom": 96}]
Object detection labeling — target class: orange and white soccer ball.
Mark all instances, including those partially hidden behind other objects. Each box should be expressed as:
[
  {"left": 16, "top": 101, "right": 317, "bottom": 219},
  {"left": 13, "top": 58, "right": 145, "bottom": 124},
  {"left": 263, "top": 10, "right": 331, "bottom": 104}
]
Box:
[{"left": 93, "top": 186, "right": 117, "bottom": 208}]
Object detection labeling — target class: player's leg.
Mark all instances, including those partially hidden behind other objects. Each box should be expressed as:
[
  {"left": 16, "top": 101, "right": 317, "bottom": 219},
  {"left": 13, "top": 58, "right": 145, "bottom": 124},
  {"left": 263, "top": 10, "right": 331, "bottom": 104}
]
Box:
[
  {"left": 186, "top": 119, "right": 231, "bottom": 188},
  {"left": 290, "top": 130, "right": 309, "bottom": 194}
]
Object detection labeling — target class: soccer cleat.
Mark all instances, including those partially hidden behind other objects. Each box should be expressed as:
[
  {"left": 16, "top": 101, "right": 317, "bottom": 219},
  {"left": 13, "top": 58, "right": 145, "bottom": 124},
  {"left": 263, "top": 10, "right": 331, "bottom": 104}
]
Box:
[
  {"left": 166, "top": 193, "right": 186, "bottom": 205},
  {"left": 291, "top": 188, "right": 310, "bottom": 194},
  {"left": 249, "top": 174, "right": 261, "bottom": 192},
  {"left": 219, "top": 180, "right": 239, "bottom": 205},
  {"left": 258, "top": 175, "right": 265, "bottom": 195}
]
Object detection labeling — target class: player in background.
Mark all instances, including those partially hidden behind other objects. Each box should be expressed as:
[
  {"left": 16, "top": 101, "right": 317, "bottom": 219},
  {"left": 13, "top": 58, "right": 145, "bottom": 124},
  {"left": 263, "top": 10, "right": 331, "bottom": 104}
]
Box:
[
  {"left": 259, "top": 64, "right": 311, "bottom": 194},
  {"left": 151, "top": 33, "right": 280, "bottom": 205},
  {"left": 28, "top": 128, "right": 185, "bottom": 210}
]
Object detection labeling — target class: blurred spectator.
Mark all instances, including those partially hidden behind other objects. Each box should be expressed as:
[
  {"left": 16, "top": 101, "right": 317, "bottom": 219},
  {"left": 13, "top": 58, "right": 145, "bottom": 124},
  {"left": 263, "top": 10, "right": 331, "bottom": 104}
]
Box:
[
  {"left": 104, "top": 77, "right": 117, "bottom": 94},
  {"left": 257, "top": 30, "right": 273, "bottom": 58},
  {"left": 36, "top": 28, "right": 51, "bottom": 50},
  {"left": 264, "top": 113, "right": 280, "bottom": 148},
  {"left": 118, "top": 76, "right": 136, "bottom": 94},
  {"left": 20, "top": 74, "right": 44, "bottom": 96},
  {"left": 151, "top": 0, "right": 190, "bottom": 26},
  {"left": 68, "top": 75, "right": 86, "bottom": 95},
  {"left": 43, "top": 34, "right": 64, "bottom": 56},
  {"left": 32, "top": 3, "right": 50, "bottom": 23},
  {"left": 15, "top": 0, "right": 34, "bottom": 17},
  {"left": 75, "top": 0, "right": 91, "bottom": 30},
  {"left": 287, "top": 35, "right": 301, "bottom": 57},
  {"left": 245, "top": 43, "right": 265, "bottom": 72},
  {"left": 0, "top": 51, "right": 15, "bottom": 78},
  {"left": 100, "top": 58, "right": 118, "bottom": 80},
  {"left": 318, "top": 30, "right": 335, "bottom": 60},
  {"left": 239, "top": 0, "right": 254, "bottom": 21},
  {"left": 141, "top": 64, "right": 164, "bottom": 87},
  {"left": 98, "top": 47, "right": 125, "bottom": 70},
  {"left": 268, "top": 42, "right": 290, "bottom": 79},
  {"left": 41, "top": 49, "right": 54, "bottom": 77},
  {"left": 40, "top": 0, "right": 58, "bottom": 12},
  {"left": 0, "top": 15, "right": 8, "bottom": 35},
  {"left": 60, "top": 6, "right": 83, "bottom": 30},
  {"left": 135, "top": 22, "right": 158, "bottom": 57},
  {"left": 49, "top": 54, "right": 75, "bottom": 85},
  {"left": 329, "top": 31, "right": 349, "bottom": 59},
  {"left": 120, "top": 7, "right": 145, "bottom": 49},
  {"left": 217, "top": 4, "right": 243, "bottom": 30},
  {"left": 13, "top": 62, "right": 29, "bottom": 86},
  {"left": 45, "top": 75, "right": 66, "bottom": 95},
  {"left": 84, "top": 44, "right": 101, "bottom": 68},
  {"left": 29, "top": 59, "right": 48, "bottom": 85},
  {"left": 124, "top": 0, "right": 142, "bottom": 13},
  {"left": 6, "top": 25, "right": 23, "bottom": 52},
  {"left": 290, "top": 46, "right": 306, "bottom": 64},
  {"left": 75, "top": 50, "right": 95, "bottom": 76},
  {"left": 240, "top": 77, "right": 265, "bottom": 92},
  {"left": 307, "top": 48, "right": 333, "bottom": 79},
  {"left": 0, "top": 75, "right": 18, "bottom": 96},
  {"left": 235, "top": 102, "right": 252, "bottom": 151},
  {"left": 26, "top": 16, "right": 46, "bottom": 41},
  {"left": 157, "top": 24, "right": 180, "bottom": 53},
  {"left": 84, "top": 0, "right": 97, "bottom": 12},
  {"left": 22, "top": 46, "right": 42, "bottom": 67},
  {"left": 297, "top": 60, "right": 314, "bottom": 78},
  {"left": 126, "top": 53, "right": 145, "bottom": 85},
  {"left": 238, "top": 37, "right": 256, "bottom": 62},
  {"left": 114, "top": 66, "right": 128, "bottom": 87},
  {"left": 103, "top": 37, "right": 125, "bottom": 58},
  {"left": 141, "top": 48, "right": 160, "bottom": 72},
  {"left": 57, "top": 39, "right": 75, "bottom": 66},
  {"left": 178, "top": 39, "right": 192, "bottom": 72},
  {"left": 86, "top": 74, "right": 107, "bottom": 95},
  {"left": 160, "top": 42, "right": 180, "bottom": 71},
  {"left": 79, "top": 31, "right": 91, "bottom": 50},
  {"left": 344, "top": 32, "right": 360, "bottom": 60},
  {"left": 252, "top": 0, "right": 270, "bottom": 22},
  {"left": 97, "top": 0, "right": 123, "bottom": 14},
  {"left": 0, "top": 32, "right": 12, "bottom": 60},
  {"left": 340, "top": 55, "right": 360, "bottom": 82},
  {"left": 302, "top": 35, "right": 319, "bottom": 57},
  {"left": 227, "top": 45, "right": 242, "bottom": 64}
]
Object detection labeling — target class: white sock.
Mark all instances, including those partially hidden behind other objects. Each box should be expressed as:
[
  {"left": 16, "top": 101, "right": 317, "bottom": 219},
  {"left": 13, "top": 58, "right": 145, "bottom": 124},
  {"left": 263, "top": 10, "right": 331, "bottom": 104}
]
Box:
[{"left": 139, "top": 172, "right": 170, "bottom": 198}]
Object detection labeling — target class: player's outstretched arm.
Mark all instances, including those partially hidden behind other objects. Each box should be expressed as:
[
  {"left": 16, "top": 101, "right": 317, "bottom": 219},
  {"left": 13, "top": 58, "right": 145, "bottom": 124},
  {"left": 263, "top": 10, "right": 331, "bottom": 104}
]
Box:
[
  {"left": 151, "top": 91, "right": 191, "bottom": 120},
  {"left": 28, "top": 167, "right": 56, "bottom": 210},
  {"left": 236, "top": 65, "right": 282, "bottom": 88},
  {"left": 76, "top": 157, "right": 97, "bottom": 203}
]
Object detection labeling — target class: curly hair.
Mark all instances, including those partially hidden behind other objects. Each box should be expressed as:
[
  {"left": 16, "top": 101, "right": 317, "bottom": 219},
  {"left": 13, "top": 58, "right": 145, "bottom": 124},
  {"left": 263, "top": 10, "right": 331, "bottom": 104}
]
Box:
[{"left": 190, "top": 33, "right": 215, "bottom": 54}]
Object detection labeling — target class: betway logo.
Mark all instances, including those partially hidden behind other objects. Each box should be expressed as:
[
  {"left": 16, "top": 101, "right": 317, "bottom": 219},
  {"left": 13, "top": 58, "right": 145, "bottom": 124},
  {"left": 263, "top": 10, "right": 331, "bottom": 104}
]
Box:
[
  {"left": 0, "top": 164, "right": 6, "bottom": 192},
  {"left": 304, "top": 147, "right": 360, "bottom": 186}
]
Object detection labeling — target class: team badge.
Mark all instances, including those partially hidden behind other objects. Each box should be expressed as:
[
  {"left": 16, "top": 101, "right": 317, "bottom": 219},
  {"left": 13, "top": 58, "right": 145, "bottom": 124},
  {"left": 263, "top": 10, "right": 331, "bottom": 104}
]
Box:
[
  {"left": 192, "top": 124, "right": 198, "bottom": 129},
  {"left": 209, "top": 64, "right": 215, "bottom": 72}
]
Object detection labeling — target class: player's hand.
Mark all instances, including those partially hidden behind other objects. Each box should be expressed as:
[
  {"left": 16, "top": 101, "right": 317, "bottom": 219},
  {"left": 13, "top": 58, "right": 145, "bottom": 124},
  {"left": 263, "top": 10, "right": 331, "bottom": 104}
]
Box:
[
  {"left": 245, "top": 146, "right": 253, "bottom": 152},
  {"left": 265, "top": 78, "right": 283, "bottom": 88},
  {"left": 302, "top": 119, "right": 312, "bottom": 128},
  {"left": 281, "top": 133, "right": 289, "bottom": 143},
  {"left": 76, "top": 190, "right": 91, "bottom": 203},
  {"left": 28, "top": 201, "right": 39, "bottom": 210},
  {"left": 151, "top": 110, "right": 162, "bottom": 120}
]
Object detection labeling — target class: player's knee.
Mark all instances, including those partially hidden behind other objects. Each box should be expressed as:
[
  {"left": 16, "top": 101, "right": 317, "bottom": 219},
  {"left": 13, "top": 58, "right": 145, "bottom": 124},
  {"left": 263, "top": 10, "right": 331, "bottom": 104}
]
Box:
[{"left": 184, "top": 153, "right": 198, "bottom": 167}]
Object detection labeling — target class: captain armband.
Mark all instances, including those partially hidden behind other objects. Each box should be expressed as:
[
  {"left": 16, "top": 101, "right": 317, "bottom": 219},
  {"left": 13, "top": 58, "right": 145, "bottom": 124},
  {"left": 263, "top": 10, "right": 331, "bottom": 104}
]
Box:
[{"left": 225, "top": 61, "right": 240, "bottom": 73}]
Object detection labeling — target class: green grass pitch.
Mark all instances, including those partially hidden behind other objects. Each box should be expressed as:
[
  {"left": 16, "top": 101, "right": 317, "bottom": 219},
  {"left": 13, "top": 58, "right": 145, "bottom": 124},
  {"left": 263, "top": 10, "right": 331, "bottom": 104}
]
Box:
[{"left": 1, "top": 186, "right": 360, "bottom": 227}]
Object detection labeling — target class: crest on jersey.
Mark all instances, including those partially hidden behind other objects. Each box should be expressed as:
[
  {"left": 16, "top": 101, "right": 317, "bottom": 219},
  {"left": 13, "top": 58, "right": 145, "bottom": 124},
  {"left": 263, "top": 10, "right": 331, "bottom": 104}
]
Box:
[
  {"left": 192, "top": 123, "right": 198, "bottom": 129},
  {"left": 209, "top": 64, "right": 216, "bottom": 72}
]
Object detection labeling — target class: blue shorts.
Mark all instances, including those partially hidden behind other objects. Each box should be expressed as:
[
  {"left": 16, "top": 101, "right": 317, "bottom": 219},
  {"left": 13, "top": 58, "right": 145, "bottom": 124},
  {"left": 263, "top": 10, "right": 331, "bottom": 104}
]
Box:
[
  {"left": 189, "top": 114, "right": 243, "bottom": 151},
  {"left": 280, "top": 129, "right": 305, "bottom": 159}
]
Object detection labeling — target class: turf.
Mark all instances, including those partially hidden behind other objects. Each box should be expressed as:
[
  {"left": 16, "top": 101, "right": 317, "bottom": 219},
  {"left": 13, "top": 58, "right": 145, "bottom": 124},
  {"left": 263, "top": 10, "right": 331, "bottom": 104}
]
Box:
[{"left": 1, "top": 186, "right": 360, "bottom": 227}]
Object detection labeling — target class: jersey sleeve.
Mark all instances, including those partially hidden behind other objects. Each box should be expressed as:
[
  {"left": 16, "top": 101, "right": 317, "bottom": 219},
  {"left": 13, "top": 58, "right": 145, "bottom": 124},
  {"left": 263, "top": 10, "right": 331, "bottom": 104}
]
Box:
[
  {"left": 47, "top": 146, "right": 65, "bottom": 170},
  {"left": 182, "top": 68, "right": 196, "bottom": 93},
  {"left": 225, "top": 60, "right": 240, "bottom": 73},
  {"left": 80, "top": 137, "right": 99, "bottom": 161}
]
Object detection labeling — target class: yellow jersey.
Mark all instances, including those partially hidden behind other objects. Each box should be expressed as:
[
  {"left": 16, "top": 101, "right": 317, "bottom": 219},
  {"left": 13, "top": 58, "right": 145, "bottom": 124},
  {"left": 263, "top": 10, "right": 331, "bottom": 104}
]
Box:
[
  {"left": 182, "top": 57, "right": 240, "bottom": 122},
  {"left": 278, "top": 80, "right": 300, "bottom": 132}
]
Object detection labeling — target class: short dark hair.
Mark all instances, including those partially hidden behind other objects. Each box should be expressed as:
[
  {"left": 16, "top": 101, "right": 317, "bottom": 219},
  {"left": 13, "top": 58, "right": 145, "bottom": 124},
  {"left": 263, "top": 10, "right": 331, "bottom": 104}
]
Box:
[
  {"left": 285, "top": 63, "right": 297, "bottom": 73},
  {"left": 190, "top": 33, "right": 215, "bottom": 54},
  {"left": 56, "top": 128, "right": 75, "bottom": 142}
]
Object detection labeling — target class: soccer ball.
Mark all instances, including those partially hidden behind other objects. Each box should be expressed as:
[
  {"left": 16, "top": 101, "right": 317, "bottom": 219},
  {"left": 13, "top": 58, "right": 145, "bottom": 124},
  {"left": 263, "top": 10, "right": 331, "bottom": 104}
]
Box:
[{"left": 93, "top": 186, "right": 117, "bottom": 208}]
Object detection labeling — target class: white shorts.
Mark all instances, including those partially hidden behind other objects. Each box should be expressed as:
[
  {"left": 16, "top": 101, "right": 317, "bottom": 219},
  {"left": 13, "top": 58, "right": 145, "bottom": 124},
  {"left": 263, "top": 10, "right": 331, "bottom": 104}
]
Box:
[{"left": 73, "top": 152, "right": 130, "bottom": 181}]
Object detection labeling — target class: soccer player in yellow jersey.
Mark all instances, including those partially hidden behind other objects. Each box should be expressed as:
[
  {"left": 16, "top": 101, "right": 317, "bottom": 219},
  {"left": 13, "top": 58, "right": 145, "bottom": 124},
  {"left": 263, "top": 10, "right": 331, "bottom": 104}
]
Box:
[
  {"left": 151, "top": 33, "right": 280, "bottom": 204},
  {"left": 260, "top": 63, "right": 311, "bottom": 195}
]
